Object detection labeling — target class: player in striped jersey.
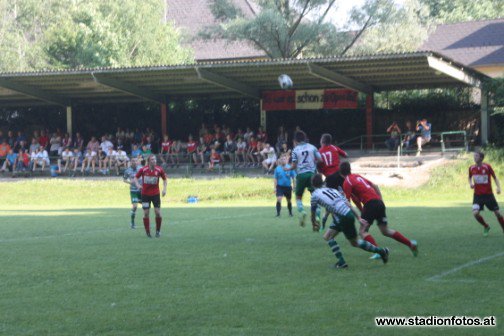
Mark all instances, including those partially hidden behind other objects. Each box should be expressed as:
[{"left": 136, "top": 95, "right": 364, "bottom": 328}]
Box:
[{"left": 310, "top": 174, "right": 389, "bottom": 268}]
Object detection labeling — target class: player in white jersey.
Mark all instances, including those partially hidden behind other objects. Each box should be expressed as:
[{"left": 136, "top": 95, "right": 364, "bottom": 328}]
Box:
[
  {"left": 310, "top": 174, "right": 389, "bottom": 268},
  {"left": 284, "top": 131, "right": 322, "bottom": 230}
]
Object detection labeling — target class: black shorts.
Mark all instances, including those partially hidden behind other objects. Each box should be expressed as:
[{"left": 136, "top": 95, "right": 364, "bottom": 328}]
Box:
[
  {"left": 142, "top": 194, "right": 161, "bottom": 209},
  {"left": 276, "top": 185, "right": 292, "bottom": 198},
  {"left": 361, "top": 199, "right": 388, "bottom": 226},
  {"left": 325, "top": 172, "right": 345, "bottom": 192},
  {"left": 473, "top": 194, "right": 499, "bottom": 211}
]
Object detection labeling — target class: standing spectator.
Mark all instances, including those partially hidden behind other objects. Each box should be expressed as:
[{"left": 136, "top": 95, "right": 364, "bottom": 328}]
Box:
[
  {"left": 385, "top": 121, "right": 401, "bottom": 151},
  {"left": 416, "top": 118, "right": 432, "bottom": 156},
  {"left": 32, "top": 146, "right": 50, "bottom": 171},
  {"left": 234, "top": 128, "right": 244, "bottom": 141},
  {"left": 58, "top": 147, "right": 73, "bottom": 173},
  {"left": 1, "top": 149, "right": 17, "bottom": 173},
  {"left": 38, "top": 130, "right": 49, "bottom": 150},
  {"left": 49, "top": 132, "right": 62, "bottom": 157},
  {"left": 221, "top": 135, "right": 237, "bottom": 164},
  {"left": 261, "top": 143, "right": 277, "bottom": 174},
  {"left": 235, "top": 137, "right": 247, "bottom": 167},
  {"left": 29, "top": 138, "right": 40, "bottom": 154},
  {"left": 186, "top": 135, "right": 198, "bottom": 166},
  {"left": 402, "top": 121, "right": 416, "bottom": 150},
  {"left": 196, "top": 137, "right": 207, "bottom": 168}
]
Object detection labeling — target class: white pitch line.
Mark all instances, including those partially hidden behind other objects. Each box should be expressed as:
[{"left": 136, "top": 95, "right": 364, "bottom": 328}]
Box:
[
  {"left": 0, "top": 212, "right": 265, "bottom": 243},
  {"left": 427, "top": 251, "right": 504, "bottom": 281}
]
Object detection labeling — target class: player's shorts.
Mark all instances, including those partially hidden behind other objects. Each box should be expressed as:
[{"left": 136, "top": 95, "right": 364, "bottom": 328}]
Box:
[
  {"left": 130, "top": 191, "right": 142, "bottom": 204},
  {"left": 325, "top": 171, "right": 345, "bottom": 192},
  {"left": 296, "top": 172, "right": 315, "bottom": 197},
  {"left": 329, "top": 211, "right": 357, "bottom": 240},
  {"left": 361, "top": 199, "right": 388, "bottom": 226},
  {"left": 276, "top": 185, "right": 292, "bottom": 198},
  {"left": 142, "top": 194, "right": 161, "bottom": 209},
  {"left": 473, "top": 194, "right": 499, "bottom": 211}
]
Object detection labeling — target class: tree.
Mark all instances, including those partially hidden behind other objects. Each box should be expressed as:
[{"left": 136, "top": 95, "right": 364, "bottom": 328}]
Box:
[
  {"left": 420, "top": 0, "right": 504, "bottom": 23},
  {"left": 201, "top": 0, "right": 397, "bottom": 58}
]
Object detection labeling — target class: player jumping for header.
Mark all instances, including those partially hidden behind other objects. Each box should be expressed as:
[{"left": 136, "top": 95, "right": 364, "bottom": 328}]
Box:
[
  {"left": 469, "top": 151, "right": 504, "bottom": 236},
  {"left": 284, "top": 130, "right": 322, "bottom": 230},
  {"left": 339, "top": 161, "right": 418, "bottom": 257},
  {"left": 310, "top": 174, "right": 389, "bottom": 268},
  {"left": 134, "top": 155, "right": 167, "bottom": 238}
]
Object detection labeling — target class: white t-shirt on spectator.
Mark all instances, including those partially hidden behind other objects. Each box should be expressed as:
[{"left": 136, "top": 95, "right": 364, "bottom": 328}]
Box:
[
  {"left": 85, "top": 151, "right": 97, "bottom": 159},
  {"left": 36, "top": 150, "right": 50, "bottom": 164},
  {"left": 50, "top": 136, "right": 61, "bottom": 152},
  {"left": 61, "top": 151, "right": 73, "bottom": 160},
  {"left": 100, "top": 140, "right": 113, "bottom": 153},
  {"left": 261, "top": 147, "right": 277, "bottom": 160},
  {"left": 116, "top": 150, "right": 129, "bottom": 161},
  {"left": 237, "top": 141, "right": 247, "bottom": 152}
]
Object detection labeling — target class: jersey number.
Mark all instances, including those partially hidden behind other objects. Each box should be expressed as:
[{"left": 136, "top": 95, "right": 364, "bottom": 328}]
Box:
[
  {"left": 322, "top": 189, "right": 338, "bottom": 200},
  {"left": 321, "top": 152, "right": 332, "bottom": 166},
  {"left": 301, "top": 151, "right": 309, "bottom": 164}
]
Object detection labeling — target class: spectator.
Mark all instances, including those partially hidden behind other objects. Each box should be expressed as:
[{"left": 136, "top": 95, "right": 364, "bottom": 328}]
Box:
[
  {"left": 61, "top": 133, "right": 73, "bottom": 151},
  {"left": 244, "top": 127, "right": 254, "bottom": 142},
  {"left": 49, "top": 132, "right": 62, "bottom": 157},
  {"left": 416, "top": 118, "right": 432, "bottom": 156},
  {"left": 15, "top": 131, "right": 27, "bottom": 148},
  {"left": 159, "top": 135, "right": 172, "bottom": 166},
  {"left": 14, "top": 140, "right": 28, "bottom": 154},
  {"left": 1, "top": 149, "right": 17, "bottom": 173},
  {"left": 199, "top": 123, "right": 208, "bottom": 138},
  {"left": 87, "top": 136, "right": 100, "bottom": 153},
  {"left": 0, "top": 130, "right": 4, "bottom": 143},
  {"left": 260, "top": 143, "right": 277, "bottom": 174},
  {"left": 38, "top": 130, "right": 49, "bottom": 149},
  {"left": 196, "top": 137, "right": 207, "bottom": 168},
  {"left": 29, "top": 138, "right": 40, "bottom": 154},
  {"left": 14, "top": 149, "right": 31, "bottom": 176},
  {"left": 97, "top": 149, "right": 108, "bottom": 174},
  {"left": 257, "top": 127, "right": 267, "bottom": 143},
  {"left": 74, "top": 132, "right": 84, "bottom": 152},
  {"left": 141, "top": 144, "right": 152, "bottom": 161},
  {"left": 247, "top": 136, "right": 259, "bottom": 167},
  {"left": 170, "top": 140, "right": 181, "bottom": 168},
  {"left": 186, "top": 135, "right": 198, "bottom": 166},
  {"left": 32, "top": 146, "right": 50, "bottom": 171},
  {"left": 221, "top": 134, "right": 237, "bottom": 164},
  {"left": 71, "top": 148, "right": 83, "bottom": 174},
  {"left": 402, "top": 121, "right": 416, "bottom": 150},
  {"left": 131, "top": 144, "right": 142, "bottom": 160},
  {"left": 385, "top": 121, "right": 401, "bottom": 151},
  {"left": 81, "top": 148, "right": 97, "bottom": 174},
  {"left": 100, "top": 135, "right": 113, "bottom": 153},
  {"left": 115, "top": 148, "right": 129, "bottom": 174},
  {"left": 104, "top": 147, "right": 118, "bottom": 175},
  {"left": 278, "top": 142, "right": 291, "bottom": 161},
  {"left": 234, "top": 128, "right": 244, "bottom": 141},
  {"left": 58, "top": 147, "right": 73, "bottom": 173},
  {"left": 208, "top": 148, "right": 221, "bottom": 171},
  {"left": 235, "top": 137, "right": 247, "bottom": 167},
  {"left": 0, "top": 140, "right": 12, "bottom": 168},
  {"left": 275, "top": 126, "right": 288, "bottom": 153},
  {"left": 6, "top": 130, "right": 15, "bottom": 148}
]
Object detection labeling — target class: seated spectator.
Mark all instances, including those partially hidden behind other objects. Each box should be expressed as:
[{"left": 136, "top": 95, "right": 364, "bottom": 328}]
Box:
[
  {"left": 100, "top": 135, "right": 113, "bottom": 153},
  {"left": 15, "top": 131, "right": 27, "bottom": 148},
  {"left": 244, "top": 127, "right": 254, "bottom": 142},
  {"left": 104, "top": 147, "right": 118, "bottom": 175},
  {"left": 0, "top": 139, "right": 11, "bottom": 162},
  {"left": 196, "top": 137, "right": 207, "bottom": 168},
  {"left": 247, "top": 136, "right": 259, "bottom": 167},
  {"left": 221, "top": 135, "right": 237, "bottom": 164},
  {"left": 131, "top": 144, "right": 142, "bottom": 159},
  {"left": 115, "top": 148, "right": 130, "bottom": 174},
  {"left": 275, "top": 126, "right": 288, "bottom": 153},
  {"left": 141, "top": 145, "right": 152, "bottom": 161},
  {"left": 49, "top": 132, "right": 62, "bottom": 157},
  {"left": 29, "top": 138, "right": 40, "bottom": 154},
  {"left": 97, "top": 149, "right": 108, "bottom": 174},
  {"left": 74, "top": 132, "right": 84, "bottom": 152},
  {"left": 208, "top": 148, "right": 221, "bottom": 171},
  {"left": 61, "top": 133, "right": 73, "bottom": 151},
  {"left": 81, "top": 148, "right": 97, "bottom": 174},
  {"left": 234, "top": 128, "right": 244, "bottom": 141},
  {"left": 6, "top": 130, "right": 15, "bottom": 148},
  {"left": 38, "top": 130, "right": 49, "bottom": 149},
  {"left": 14, "top": 140, "right": 28, "bottom": 154},
  {"left": 186, "top": 135, "right": 198, "bottom": 166},
  {"left": 58, "top": 147, "right": 73, "bottom": 173},
  {"left": 14, "top": 149, "right": 31, "bottom": 176},
  {"left": 278, "top": 142, "right": 291, "bottom": 161},
  {"left": 260, "top": 143, "right": 277, "bottom": 174},
  {"left": 71, "top": 148, "right": 83, "bottom": 174},
  {"left": 159, "top": 135, "right": 172, "bottom": 166},
  {"left": 170, "top": 140, "right": 181, "bottom": 168},
  {"left": 1, "top": 149, "right": 17, "bottom": 173},
  {"left": 257, "top": 127, "right": 267, "bottom": 143},
  {"left": 416, "top": 118, "right": 432, "bottom": 156},
  {"left": 235, "top": 137, "right": 247, "bottom": 167},
  {"left": 32, "top": 147, "right": 50, "bottom": 171},
  {"left": 87, "top": 136, "right": 100, "bottom": 153},
  {"left": 385, "top": 121, "right": 401, "bottom": 151},
  {"left": 402, "top": 121, "right": 416, "bottom": 150}
]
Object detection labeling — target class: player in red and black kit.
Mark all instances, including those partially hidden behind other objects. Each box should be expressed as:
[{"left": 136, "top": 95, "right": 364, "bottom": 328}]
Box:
[
  {"left": 340, "top": 161, "right": 418, "bottom": 256},
  {"left": 468, "top": 151, "right": 504, "bottom": 236},
  {"left": 134, "top": 155, "right": 167, "bottom": 238},
  {"left": 318, "top": 133, "right": 348, "bottom": 228}
]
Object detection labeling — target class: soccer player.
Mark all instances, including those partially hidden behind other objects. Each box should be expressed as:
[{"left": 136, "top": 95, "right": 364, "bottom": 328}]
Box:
[
  {"left": 274, "top": 154, "right": 296, "bottom": 217},
  {"left": 310, "top": 174, "right": 389, "bottom": 268},
  {"left": 340, "top": 161, "right": 418, "bottom": 256},
  {"left": 123, "top": 158, "right": 142, "bottom": 229},
  {"left": 284, "top": 131, "right": 322, "bottom": 229},
  {"left": 318, "top": 133, "right": 348, "bottom": 228},
  {"left": 134, "top": 155, "right": 167, "bottom": 238},
  {"left": 468, "top": 151, "right": 504, "bottom": 236}
]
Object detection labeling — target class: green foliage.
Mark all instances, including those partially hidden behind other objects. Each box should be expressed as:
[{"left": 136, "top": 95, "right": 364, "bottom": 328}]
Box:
[{"left": 421, "top": 0, "right": 504, "bottom": 23}]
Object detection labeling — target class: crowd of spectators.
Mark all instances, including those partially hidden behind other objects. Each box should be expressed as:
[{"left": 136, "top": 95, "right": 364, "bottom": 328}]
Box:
[{"left": 0, "top": 124, "right": 295, "bottom": 177}]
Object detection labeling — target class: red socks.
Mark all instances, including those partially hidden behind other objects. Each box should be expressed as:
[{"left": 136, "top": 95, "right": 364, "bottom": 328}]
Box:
[
  {"left": 391, "top": 231, "right": 412, "bottom": 247},
  {"left": 156, "top": 217, "right": 162, "bottom": 232},
  {"left": 474, "top": 214, "right": 489, "bottom": 228},
  {"left": 364, "top": 235, "right": 378, "bottom": 246},
  {"left": 143, "top": 217, "right": 150, "bottom": 235}
]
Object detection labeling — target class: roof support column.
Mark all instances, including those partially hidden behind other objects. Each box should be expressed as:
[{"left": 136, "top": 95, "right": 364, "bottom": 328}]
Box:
[
  {"left": 66, "top": 106, "right": 73, "bottom": 138},
  {"left": 480, "top": 88, "right": 489, "bottom": 145},
  {"left": 366, "top": 93, "right": 374, "bottom": 150},
  {"left": 161, "top": 101, "right": 168, "bottom": 137},
  {"left": 260, "top": 99, "right": 267, "bottom": 131}
]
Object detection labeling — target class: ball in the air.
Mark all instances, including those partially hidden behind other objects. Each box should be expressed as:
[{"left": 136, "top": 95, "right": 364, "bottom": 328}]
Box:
[{"left": 278, "top": 74, "right": 293, "bottom": 89}]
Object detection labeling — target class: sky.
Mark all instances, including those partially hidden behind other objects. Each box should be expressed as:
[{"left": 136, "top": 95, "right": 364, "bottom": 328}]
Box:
[{"left": 328, "top": 0, "right": 406, "bottom": 28}]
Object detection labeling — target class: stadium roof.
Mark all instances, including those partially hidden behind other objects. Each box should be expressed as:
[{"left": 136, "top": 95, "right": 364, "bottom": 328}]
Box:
[{"left": 0, "top": 51, "right": 489, "bottom": 107}]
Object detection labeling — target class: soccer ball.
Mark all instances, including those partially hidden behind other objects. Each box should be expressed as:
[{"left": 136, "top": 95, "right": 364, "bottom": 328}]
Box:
[{"left": 278, "top": 74, "right": 293, "bottom": 89}]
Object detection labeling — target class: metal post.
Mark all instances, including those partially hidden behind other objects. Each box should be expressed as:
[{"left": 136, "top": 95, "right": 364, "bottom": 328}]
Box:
[
  {"left": 260, "top": 99, "right": 266, "bottom": 131},
  {"left": 365, "top": 94, "right": 374, "bottom": 150},
  {"left": 480, "top": 89, "right": 489, "bottom": 145},
  {"left": 161, "top": 102, "right": 167, "bottom": 136},
  {"left": 66, "top": 106, "right": 73, "bottom": 137}
]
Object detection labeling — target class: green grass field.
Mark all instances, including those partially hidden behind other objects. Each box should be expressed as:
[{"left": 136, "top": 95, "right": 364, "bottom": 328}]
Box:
[{"left": 0, "top": 174, "right": 503, "bottom": 335}]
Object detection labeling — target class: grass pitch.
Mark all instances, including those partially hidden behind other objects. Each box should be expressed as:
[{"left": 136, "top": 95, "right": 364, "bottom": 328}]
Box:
[{"left": 0, "top": 178, "right": 503, "bottom": 335}]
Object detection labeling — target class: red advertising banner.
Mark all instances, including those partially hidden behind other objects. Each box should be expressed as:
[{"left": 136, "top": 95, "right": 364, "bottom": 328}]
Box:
[{"left": 261, "top": 89, "right": 358, "bottom": 111}]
